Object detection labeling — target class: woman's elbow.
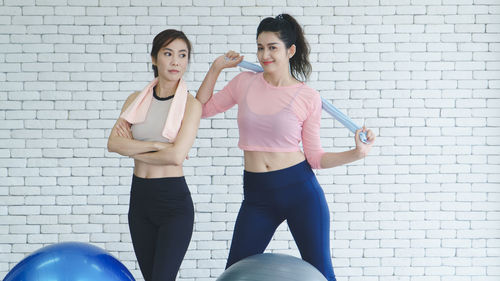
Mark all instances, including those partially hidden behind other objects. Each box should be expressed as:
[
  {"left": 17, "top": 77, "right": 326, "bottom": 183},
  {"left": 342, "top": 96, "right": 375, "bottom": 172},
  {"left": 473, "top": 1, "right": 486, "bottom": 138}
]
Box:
[
  {"left": 107, "top": 139, "right": 116, "bottom": 153},
  {"left": 171, "top": 151, "right": 186, "bottom": 166},
  {"left": 309, "top": 159, "right": 322, "bottom": 170},
  {"left": 107, "top": 138, "right": 129, "bottom": 156},
  {"left": 156, "top": 146, "right": 184, "bottom": 166},
  {"left": 307, "top": 151, "right": 325, "bottom": 170}
]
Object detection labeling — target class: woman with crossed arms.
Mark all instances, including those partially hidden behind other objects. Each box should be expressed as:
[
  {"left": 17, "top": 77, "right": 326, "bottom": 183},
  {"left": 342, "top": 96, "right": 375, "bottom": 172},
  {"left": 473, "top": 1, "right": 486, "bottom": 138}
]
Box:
[{"left": 108, "top": 29, "right": 201, "bottom": 281}]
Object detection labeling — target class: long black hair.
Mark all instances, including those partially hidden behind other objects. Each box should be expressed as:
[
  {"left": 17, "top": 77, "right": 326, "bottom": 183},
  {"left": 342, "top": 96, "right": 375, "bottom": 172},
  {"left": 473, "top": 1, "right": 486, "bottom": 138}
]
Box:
[
  {"left": 150, "top": 29, "right": 192, "bottom": 77},
  {"left": 257, "top": 14, "right": 311, "bottom": 81}
]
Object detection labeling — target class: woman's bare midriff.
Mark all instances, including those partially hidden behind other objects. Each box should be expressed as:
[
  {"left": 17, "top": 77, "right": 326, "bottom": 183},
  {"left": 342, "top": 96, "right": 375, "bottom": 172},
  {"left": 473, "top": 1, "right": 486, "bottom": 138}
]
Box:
[
  {"left": 243, "top": 150, "right": 306, "bottom": 172},
  {"left": 133, "top": 151, "right": 306, "bottom": 177},
  {"left": 133, "top": 160, "right": 183, "bottom": 178}
]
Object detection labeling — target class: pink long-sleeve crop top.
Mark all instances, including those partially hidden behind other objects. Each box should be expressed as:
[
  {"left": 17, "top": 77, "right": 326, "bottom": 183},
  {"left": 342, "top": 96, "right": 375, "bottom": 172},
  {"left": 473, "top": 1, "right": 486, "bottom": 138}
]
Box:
[{"left": 202, "top": 72, "right": 325, "bottom": 169}]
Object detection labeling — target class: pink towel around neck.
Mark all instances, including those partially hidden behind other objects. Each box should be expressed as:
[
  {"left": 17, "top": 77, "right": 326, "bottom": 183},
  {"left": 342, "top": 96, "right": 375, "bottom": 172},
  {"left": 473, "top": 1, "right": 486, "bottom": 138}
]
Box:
[{"left": 120, "top": 78, "right": 188, "bottom": 142}]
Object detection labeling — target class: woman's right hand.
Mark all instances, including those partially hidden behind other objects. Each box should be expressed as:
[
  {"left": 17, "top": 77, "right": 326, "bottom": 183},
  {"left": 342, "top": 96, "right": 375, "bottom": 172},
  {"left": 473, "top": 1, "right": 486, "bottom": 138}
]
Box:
[
  {"left": 212, "top": 51, "right": 244, "bottom": 71},
  {"left": 153, "top": 141, "right": 189, "bottom": 159}
]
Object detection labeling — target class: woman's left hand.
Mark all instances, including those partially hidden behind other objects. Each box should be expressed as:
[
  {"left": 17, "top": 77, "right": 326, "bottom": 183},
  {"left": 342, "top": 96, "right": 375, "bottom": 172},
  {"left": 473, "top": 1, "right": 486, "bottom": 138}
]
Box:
[
  {"left": 354, "top": 126, "right": 376, "bottom": 158},
  {"left": 116, "top": 118, "right": 133, "bottom": 139},
  {"left": 212, "top": 50, "right": 244, "bottom": 71}
]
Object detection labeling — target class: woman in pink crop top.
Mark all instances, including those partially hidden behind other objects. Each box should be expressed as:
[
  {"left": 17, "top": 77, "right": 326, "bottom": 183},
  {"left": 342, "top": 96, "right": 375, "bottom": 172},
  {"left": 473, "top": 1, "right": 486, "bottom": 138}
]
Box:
[
  {"left": 107, "top": 30, "right": 201, "bottom": 281},
  {"left": 197, "top": 14, "right": 375, "bottom": 281}
]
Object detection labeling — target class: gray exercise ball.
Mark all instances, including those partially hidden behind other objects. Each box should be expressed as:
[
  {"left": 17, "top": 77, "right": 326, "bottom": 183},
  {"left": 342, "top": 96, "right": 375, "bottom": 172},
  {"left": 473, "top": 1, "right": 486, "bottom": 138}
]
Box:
[{"left": 216, "top": 253, "right": 327, "bottom": 281}]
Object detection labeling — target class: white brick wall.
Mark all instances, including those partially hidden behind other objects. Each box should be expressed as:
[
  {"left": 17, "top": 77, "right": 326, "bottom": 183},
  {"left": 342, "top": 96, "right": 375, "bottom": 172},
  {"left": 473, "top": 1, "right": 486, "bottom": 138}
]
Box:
[{"left": 1, "top": 1, "right": 500, "bottom": 280}]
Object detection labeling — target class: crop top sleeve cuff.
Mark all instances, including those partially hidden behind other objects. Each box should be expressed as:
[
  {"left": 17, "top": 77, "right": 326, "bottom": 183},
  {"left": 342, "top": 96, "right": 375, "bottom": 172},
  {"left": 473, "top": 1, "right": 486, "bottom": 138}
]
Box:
[{"left": 306, "top": 150, "right": 325, "bottom": 169}]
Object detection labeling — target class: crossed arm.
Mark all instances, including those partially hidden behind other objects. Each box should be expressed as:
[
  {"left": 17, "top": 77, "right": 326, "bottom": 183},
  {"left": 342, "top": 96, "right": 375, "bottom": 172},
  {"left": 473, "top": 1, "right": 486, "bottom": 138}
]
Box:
[{"left": 107, "top": 93, "right": 202, "bottom": 166}]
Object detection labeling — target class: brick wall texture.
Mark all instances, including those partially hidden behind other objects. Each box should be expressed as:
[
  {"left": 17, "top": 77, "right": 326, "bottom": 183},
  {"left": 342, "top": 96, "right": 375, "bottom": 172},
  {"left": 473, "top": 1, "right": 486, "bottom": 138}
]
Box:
[{"left": 1, "top": 0, "right": 500, "bottom": 280}]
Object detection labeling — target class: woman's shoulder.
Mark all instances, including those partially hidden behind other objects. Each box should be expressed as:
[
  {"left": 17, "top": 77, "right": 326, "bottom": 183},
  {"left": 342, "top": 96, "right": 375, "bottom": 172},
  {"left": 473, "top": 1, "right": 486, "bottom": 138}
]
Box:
[
  {"left": 300, "top": 82, "right": 319, "bottom": 94},
  {"left": 186, "top": 92, "right": 202, "bottom": 111},
  {"left": 186, "top": 92, "right": 199, "bottom": 104},
  {"left": 120, "top": 91, "right": 141, "bottom": 113},
  {"left": 298, "top": 83, "right": 321, "bottom": 101},
  {"left": 293, "top": 84, "right": 322, "bottom": 115},
  {"left": 128, "top": 91, "right": 141, "bottom": 100}
]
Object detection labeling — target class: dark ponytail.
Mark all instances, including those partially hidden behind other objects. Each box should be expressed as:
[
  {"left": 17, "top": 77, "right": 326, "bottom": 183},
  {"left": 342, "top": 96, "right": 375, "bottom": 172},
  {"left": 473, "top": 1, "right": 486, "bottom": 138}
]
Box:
[
  {"left": 257, "top": 14, "right": 311, "bottom": 81},
  {"left": 150, "top": 29, "right": 192, "bottom": 77}
]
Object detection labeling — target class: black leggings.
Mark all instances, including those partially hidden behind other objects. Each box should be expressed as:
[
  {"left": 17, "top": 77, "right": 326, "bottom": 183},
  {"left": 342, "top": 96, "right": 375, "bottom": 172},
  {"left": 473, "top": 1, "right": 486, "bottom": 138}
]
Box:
[{"left": 128, "top": 175, "right": 194, "bottom": 281}]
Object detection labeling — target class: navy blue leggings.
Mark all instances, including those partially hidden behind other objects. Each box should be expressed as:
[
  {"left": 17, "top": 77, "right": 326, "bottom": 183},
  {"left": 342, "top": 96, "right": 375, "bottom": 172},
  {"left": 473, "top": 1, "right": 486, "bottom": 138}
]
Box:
[
  {"left": 226, "top": 161, "right": 336, "bottom": 281},
  {"left": 128, "top": 175, "right": 194, "bottom": 281}
]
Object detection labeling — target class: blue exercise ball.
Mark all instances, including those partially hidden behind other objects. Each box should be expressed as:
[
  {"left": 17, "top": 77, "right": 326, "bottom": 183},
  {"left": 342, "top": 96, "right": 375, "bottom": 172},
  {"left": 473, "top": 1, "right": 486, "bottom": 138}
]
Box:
[
  {"left": 216, "top": 253, "right": 327, "bottom": 281},
  {"left": 3, "top": 241, "right": 135, "bottom": 281}
]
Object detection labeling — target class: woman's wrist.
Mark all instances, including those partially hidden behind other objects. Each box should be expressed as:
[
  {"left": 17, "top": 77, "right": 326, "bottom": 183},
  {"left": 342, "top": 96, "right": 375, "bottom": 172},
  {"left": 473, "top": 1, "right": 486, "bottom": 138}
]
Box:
[
  {"left": 210, "top": 63, "right": 223, "bottom": 74},
  {"left": 353, "top": 147, "right": 366, "bottom": 159}
]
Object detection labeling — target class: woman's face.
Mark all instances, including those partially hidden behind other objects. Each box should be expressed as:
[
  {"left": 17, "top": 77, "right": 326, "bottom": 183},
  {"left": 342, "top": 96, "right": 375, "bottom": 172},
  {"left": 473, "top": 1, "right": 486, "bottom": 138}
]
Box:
[
  {"left": 257, "top": 31, "right": 295, "bottom": 74},
  {"left": 152, "top": 38, "right": 189, "bottom": 81}
]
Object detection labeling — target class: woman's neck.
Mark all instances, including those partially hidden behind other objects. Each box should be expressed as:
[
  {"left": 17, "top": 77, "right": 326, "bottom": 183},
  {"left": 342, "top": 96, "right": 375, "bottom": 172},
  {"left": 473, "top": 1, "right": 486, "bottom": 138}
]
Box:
[
  {"left": 262, "top": 69, "right": 298, "bottom": 87},
  {"left": 155, "top": 77, "right": 179, "bottom": 98}
]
